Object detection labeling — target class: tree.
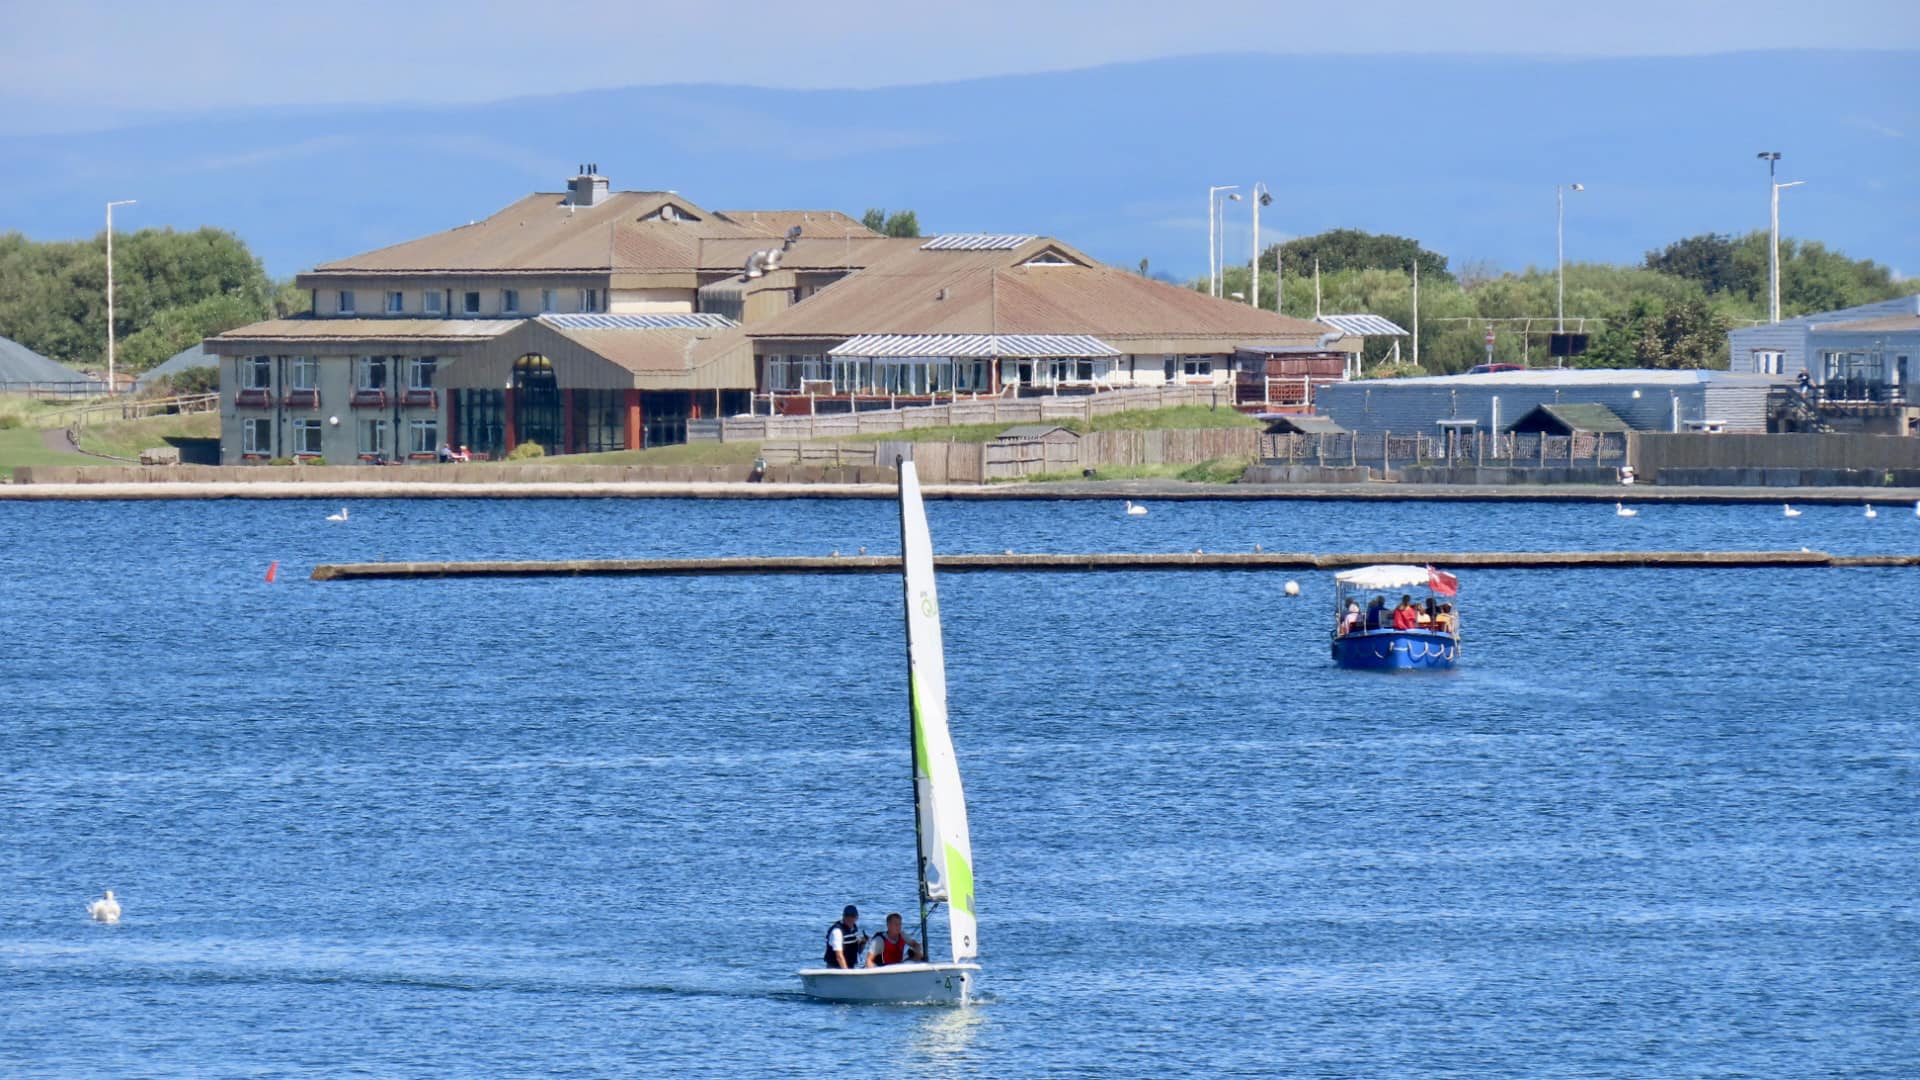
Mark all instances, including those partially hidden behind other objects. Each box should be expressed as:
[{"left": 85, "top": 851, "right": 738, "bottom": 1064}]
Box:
[
  {"left": 1644, "top": 233, "right": 1749, "bottom": 296},
  {"left": 861, "top": 208, "right": 922, "bottom": 238},
  {"left": 1261, "top": 229, "right": 1453, "bottom": 283}
]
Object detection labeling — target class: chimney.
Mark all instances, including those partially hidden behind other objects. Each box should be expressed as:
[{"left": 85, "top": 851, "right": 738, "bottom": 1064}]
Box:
[{"left": 565, "top": 164, "right": 610, "bottom": 208}]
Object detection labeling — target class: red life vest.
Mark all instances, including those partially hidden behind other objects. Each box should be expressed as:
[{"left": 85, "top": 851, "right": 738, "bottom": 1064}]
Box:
[{"left": 876, "top": 932, "right": 911, "bottom": 965}]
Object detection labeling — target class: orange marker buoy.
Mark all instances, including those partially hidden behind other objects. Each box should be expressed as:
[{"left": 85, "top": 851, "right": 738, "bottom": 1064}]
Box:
[{"left": 265, "top": 560, "right": 279, "bottom": 583}]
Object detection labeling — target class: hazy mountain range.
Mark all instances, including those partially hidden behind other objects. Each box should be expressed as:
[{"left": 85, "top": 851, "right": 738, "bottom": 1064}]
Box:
[{"left": 1, "top": 51, "right": 1913, "bottom": 280}]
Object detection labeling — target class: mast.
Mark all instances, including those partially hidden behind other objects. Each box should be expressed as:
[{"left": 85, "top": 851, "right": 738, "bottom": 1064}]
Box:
[{"left": 897, "top": 455, "right": 932, "bottom": 956}]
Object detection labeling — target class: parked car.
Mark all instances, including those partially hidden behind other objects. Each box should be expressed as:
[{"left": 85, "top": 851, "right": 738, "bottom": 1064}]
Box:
[{"left": 1465, "top": 363, "right": 1527, "bottom": 374}]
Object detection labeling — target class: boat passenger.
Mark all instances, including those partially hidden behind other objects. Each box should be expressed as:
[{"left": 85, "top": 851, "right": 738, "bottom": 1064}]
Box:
[
  {"left": 865, "top": 912, "right": 926, "bottom": 968},
  {"left": 1338, "top": 600, "right": 1361, "bottom": 636},
  {"left": 1435, "top": 603, "right": 1456, "bottom": 634},
  {"left": 1363, "top": 596, "right": 1388, "bottom": 631},
  {"left": 1419, "top": 599, "right": 1438, "bottom": 628},
  {"left": 823, "top": 905, "right": 868, "bottom": 969},
  {"left": 1391, "top": 595, "right": 1420, "bottom": 631}
]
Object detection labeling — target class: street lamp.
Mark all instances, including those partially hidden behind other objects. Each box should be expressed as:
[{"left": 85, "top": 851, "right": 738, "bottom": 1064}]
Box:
[
  {"left": 1757, "top": 152, "right": 1806, "bottom": 323},
  {"left": 105, "top": 199, "right": 137, "bottom": 396},
  {"left": 1556, "top": 183, "right": 1583, "bottom": 340},
  {"left": 1207, "top": 185, "right": 1239, "bottom": 297},
  {"left": 1250, "top": 183, "right": 1274, "bottom": 310}
]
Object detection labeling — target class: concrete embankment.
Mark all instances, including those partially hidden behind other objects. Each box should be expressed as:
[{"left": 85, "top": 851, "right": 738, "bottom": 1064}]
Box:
[{"left": 311, "top": 550, "right": 1920, "bottom": 581}]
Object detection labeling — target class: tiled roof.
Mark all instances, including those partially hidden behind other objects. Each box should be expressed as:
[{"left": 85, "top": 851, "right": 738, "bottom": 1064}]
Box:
[{"left": 828, "top": 333, "right": 1118, "bottom": 358}]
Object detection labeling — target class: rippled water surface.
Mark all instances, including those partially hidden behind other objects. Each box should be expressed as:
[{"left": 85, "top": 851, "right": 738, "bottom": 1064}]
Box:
[{"left": 2, "top": 497, "right": 1915, "bottom": 1078}]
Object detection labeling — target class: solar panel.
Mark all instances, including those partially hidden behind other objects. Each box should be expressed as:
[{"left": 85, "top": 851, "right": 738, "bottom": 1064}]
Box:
[
  {"left": 918, "top": 234, "right": 1036, "bottom": 252},
  {"left": 1318, "top": 314, "right": 1408, "bottom": 337},
  {"left": 538, "top": 313, "right": 737, "bottom": 330}
]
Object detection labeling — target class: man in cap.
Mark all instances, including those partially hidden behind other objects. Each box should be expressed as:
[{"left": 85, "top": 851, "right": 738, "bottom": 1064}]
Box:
[{"left": 823, "top": 904, "right": 868, "bottom": 969}]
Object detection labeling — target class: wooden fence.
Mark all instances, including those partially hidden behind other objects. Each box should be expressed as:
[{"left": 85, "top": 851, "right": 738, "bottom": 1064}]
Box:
[
  {"left": 719, "top": 386, "right": 1227, "bottom": 442},
  {"left": 759, "top": 426, "right": 1261, "bottom": 484},
  {"left": 1260, "top": 430, "right": 1629, "bottom": 469},
  {"left": 1631, "top": 432, "right": 1920, "bottom": 475}
]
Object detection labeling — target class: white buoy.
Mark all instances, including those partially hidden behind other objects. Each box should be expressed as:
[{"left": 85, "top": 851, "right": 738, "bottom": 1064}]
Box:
[
  {"left": 325, "top": 507, "right": 349, "bottom": 522},
  {"left": 88, "top": 890, "right": 121, "bottom": 924},
  {"left": 1616, "top": 502, "right": 1638, "bottom": 517},
  {"left": 1864, "top": 504, "right": 1877, "bottom": 519},
  {"left": 1783, "top": 504, "right": 1802, "bottom": 518},
  {"left": 1284, "top": 580, "right": 1300, "bottom": 597},
  {"left": 1124, "top": 501, "right": 1148, "bottom": 517}
]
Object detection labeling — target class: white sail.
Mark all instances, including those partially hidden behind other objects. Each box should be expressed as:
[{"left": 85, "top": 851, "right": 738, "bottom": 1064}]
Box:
[{"left": 898, "top": 460, "right": 977, "bottom": 964}]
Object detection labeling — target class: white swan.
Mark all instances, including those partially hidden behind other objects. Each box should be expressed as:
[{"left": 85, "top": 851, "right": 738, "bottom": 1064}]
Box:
[
  {"left": 1615, "top": 502, "right": 1638, "bottom": 517},
  {"left": 325, "top": 507, "right": 349, "bottom": 522},
  {"left": 1124, "top": 501, "right": 1148, "bottom": 517},
  {"left": 1783, "top": 504, "right": 1802, "bottom": 518},
  {"left": 1864, "top": 503, "right": 1877, "bottom": 519},
  {"left": 88, "top": 890, "right": 121, "bottom": 923}
]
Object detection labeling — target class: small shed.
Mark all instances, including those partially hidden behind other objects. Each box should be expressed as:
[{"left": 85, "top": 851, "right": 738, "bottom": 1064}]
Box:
[
  {"left": 986, "top": 424, "right": 1081, "bottom": 478},
  {"left": 1507, "top": 403, "right": 1632, "bottom": 435},
  {"left": 1259, "top": 413, "right": 1347, "bottom": 435},
  {"left": 134, "top": 343, "right": 219, "bottom": 394}
]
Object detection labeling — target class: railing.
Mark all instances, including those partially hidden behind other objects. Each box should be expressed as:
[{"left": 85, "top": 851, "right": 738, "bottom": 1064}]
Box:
[
  {"left": 38, "top": 392, "right": 221, "bottom": 429},
  {"left": 235, "top": 388, "right": 273, "bottom": 408},
  {"left": 350, "top": 389, "right": 389, "bottom": 408},
  {"left": 728, "top": 386, "right": 1226, "bottom": 442},
  {"left": 0, "top": 380, "right": 108, "bottom": 399},
  {"left": 402, "top": 388, "right": 437, "bottom": 408},
  {"left": 1259, "top": 430, "right": 1629, "bottom": 469},
  {"left": 284, "top": 389, "right": 321, "bottom": 409}
]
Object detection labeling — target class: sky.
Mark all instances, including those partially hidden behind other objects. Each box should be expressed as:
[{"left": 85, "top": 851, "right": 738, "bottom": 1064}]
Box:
[{"left": 3, "top": 0, "right": 1918, "bottom": 125}]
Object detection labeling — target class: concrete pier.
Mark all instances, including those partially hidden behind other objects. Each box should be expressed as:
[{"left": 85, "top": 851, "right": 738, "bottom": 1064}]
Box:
[{"left": 310, "top": 550, "right": 1920, "bottom": 581}]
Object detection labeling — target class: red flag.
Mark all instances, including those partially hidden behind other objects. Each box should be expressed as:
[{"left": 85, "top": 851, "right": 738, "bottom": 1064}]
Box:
[
  {"left": 265, "top": 560, "right": 279, "bottom": 583},
  {"left": 1427, "top": 565, "right": 1458, "bottom": 596}
]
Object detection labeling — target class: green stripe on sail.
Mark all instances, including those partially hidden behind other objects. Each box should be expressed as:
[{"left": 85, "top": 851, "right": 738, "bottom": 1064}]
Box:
[
  {"left": 910, "top": 674, "right": 932, "bottom": 777},
  {"left": 946, "top": 842, "right": 974, "bottom": 916}
]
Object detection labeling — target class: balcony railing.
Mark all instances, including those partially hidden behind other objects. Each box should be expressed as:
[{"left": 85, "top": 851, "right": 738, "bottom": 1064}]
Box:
[
  {"left": 401, "top": 388, "right": 437, "bottom": 408},
  {"left": 235, "top": 388, "right": 272, "bottom": 408},
  {"left": 284, "top": 389, "right": 320, "bottom": 409},
  {"left": 351, "top": 388, "right": 389, "bottom": 408}
]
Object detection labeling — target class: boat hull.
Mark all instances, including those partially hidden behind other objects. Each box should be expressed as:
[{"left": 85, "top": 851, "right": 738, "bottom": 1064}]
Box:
[
  {"left": 797, "top": 962, "right": 980, "bottom": 1004},
  {"left": 1332, "top": 629, "right": 1459, "bottom": 670}
]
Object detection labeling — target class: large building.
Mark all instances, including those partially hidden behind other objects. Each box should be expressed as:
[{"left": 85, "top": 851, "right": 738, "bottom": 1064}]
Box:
[
  {"left": 206, "top": 171, "right": 1330, "bottom": 462},
  {"left": 1727, "top": 293, "right": 1919, "bottom": 395},
  {"left": 1313, "top": 368, "right": 1786, "bottom": 437}
]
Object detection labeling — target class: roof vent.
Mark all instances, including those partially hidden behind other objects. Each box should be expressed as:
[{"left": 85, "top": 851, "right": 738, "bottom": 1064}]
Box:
[{"left": 565, "top": 165, "right": 610, "bottom": 208}]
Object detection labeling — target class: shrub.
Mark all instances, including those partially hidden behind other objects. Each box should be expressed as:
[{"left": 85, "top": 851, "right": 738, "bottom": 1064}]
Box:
[
  {"left": 266, "top": 457, "right": 293, "bottom": 466},
  {"left": 0, "top": 415, "right": 18, "bottom": 430},
  {"left": 506, "top": 440, "right": 546, "bottom": 460}
]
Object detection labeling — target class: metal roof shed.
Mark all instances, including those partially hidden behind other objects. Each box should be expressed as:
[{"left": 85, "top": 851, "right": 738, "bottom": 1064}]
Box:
[{"left": 1507, "top": 403, "right": 1633, "bottom": 435}]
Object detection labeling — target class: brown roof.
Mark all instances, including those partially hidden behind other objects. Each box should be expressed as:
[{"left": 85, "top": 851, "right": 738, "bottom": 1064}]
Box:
[
  {"left": 744, "top": 239, "right": 1327, "bottom": 346},
  {"left": 712, "top": 210, "right": 879, "bottom": 238},
  {"left": 207, "top": 318, "right": 518, "bottom": 347},
  {"left": 1812, "top": 314, "right": 1920, "bottom": 333},
  {"left": 544, "top": 324, "right": 735, "bottom": 374},
  {"left": 304, "top": 192, "right": 870, "bottom": 277}
]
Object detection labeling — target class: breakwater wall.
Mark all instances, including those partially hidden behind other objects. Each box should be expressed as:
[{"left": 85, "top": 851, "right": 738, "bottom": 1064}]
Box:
[{"left": 311, "top": 550, "right": 1920, "bottom": 581}]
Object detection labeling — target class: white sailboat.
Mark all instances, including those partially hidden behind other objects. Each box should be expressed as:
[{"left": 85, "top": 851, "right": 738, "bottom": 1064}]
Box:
[{"left": 798, "top": 459, "right": 980, "bottom": 1005}]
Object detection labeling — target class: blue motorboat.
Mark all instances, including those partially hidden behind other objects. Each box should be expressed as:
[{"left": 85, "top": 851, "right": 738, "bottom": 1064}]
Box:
[{"left": 1331, "top": 564, "right": 1461, "bottom": 671}]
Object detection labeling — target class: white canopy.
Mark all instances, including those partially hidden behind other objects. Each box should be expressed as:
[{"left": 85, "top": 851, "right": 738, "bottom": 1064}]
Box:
[{"left": 1333, "top": 564, "right": 1433, "bottom": 590}]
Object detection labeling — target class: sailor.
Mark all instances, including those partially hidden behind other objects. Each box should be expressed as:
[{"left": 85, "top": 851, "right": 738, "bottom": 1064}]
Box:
[
  {"left": 824, "top": 905, "right": 868, "bottom": 969},
  {"left": 865, "top": 912, "right": 926, "bottom": 968}
]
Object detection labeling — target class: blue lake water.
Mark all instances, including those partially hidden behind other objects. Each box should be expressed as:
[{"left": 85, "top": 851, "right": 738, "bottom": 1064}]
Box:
[{"left": 2, "top": 497, "right": 1916, "bottom": 1077}]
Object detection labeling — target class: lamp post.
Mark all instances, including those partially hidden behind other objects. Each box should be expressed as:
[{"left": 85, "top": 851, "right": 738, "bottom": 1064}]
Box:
[
  {"left": 1555, "top": 183, "right": 1583, "bottom": 339},
  {"left": 105, "top": 199, "right": 136, "bottom": 396},
  {"left": 1251, "top": 183, "right": 1273, "bottom": 310},
  {"left": 1208, "top": 185, "right": 1239, "bottom": 297},
  {"left": 1757, "top": 152, "right": 1805, "bottom": 323}
]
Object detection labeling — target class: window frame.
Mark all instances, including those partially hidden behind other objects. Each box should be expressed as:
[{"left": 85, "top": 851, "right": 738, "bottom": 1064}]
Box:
[
  {"left": 242, "top": 356, "right": 272, "bottom": 390},
  {"left": 407, "top": 356, "right": 436, "bottom": 391},
  {"left": 462, "top": 291, "right": 482, "bottom": 316},
  {"left": 385, "top": 291, "right": 404, "bottom": 314},
  {"left": 541, "top": 288, "right": 558, "bottom": 313},
  {"left": 241, "top": 416, "right": 272, "bottom": 454},
  {"left": 409, "top": 418, "right": 439, "bottom": 455},
  {"left": 337, "top": 290, "right": 356, "bottom": 315},
  {"left": 423, "top": 290, "right": 443, "bottom": 315},
  {"left": 292, "top": 419, "right": 324, "bottom": 455},
  {"left": 360, "top": 417, "right": 390, "bottom": 457},
  {"left": 357, "top": 356, "right": 389, "bottom": 391},
  {"left": 290, "top": 356, "right": 318, "bottom": 390},
  {"left": 501, "top": 288, "right": 520, "bottom": 314}
]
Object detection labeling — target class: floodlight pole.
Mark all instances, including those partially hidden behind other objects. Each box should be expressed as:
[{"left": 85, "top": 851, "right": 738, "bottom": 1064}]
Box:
[
  {"left": 105, "top": 199, "right": 137, "bottom": 397},
  {"left": 1208, "top": 185, "right": 1239, "bottom": 298},
  {"left": 1555, "top": 183, "right": 1582, "bottom": 338},
  {"left": 1250, "top": 183, "right": 1271, "bottom": 310}
]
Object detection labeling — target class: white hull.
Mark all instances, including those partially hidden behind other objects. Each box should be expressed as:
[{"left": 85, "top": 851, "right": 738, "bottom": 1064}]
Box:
[{"left": 797, "top": 963, "right": 980, "bottom": 1004}]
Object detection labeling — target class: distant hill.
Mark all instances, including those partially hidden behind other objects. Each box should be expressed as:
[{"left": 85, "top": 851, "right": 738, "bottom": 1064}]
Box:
[{"left": 1, "top": 51, "right": 1913, "bottom": 279}]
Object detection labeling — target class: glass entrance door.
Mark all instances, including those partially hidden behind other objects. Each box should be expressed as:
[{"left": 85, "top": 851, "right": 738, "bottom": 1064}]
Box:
[{"left": 513, "top": 354, "right": 561, "bottom": 452}]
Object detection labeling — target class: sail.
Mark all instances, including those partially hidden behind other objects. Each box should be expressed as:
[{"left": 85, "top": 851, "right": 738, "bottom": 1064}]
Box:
[{"left": 898, "top": 459, "right": 977, "bottom": 964}]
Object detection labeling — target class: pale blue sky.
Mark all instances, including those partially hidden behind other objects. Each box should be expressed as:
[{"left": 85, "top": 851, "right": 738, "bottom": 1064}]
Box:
[{"left": 3, "top": 0, "right": 1916, "bottom": 120}]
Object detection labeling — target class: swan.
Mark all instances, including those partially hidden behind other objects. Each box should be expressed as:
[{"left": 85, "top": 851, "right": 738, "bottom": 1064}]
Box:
[
  {"left": 88, "top": 890, "right": 121, "bottom": 923},
  {"left": 1615, "top": 503, "right": 1638, "bottom": 517},
  {"left": 1124, "top": 501, "right": 1148, "bottom": 516},
  {"left": 1864, "top": 504, "right": 1877, "bottom": 519},
  {"left": 1783, "top": 504, "right": 1802, "bottom": 518},
  {"left": 325, "top": 507, "right": 349, "bottom": 522}
]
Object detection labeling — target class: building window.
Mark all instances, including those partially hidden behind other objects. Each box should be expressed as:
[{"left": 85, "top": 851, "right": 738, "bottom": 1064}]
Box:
[
  {"left": 291, "top": 356, "right": 317, "bottom": 390},
  {"left": 385, "top": 291, "right": 404, "bottom": 314},
  {"left": 1753, "top": 350, "right": 1784, "bottom": 375},
  {"left": 502, "top": 289, "right": 520, "bottom": 314},
  {"left": 337, "top": 290, "right": 356, "bottom": 315},
  {"left": 541, "top": 289, "right": 558, "bottom": 313},
  {"left": 292, "top": 419, "right": 323, "bottom": 455},
  {"left": 242, "top": 356, "right": 272, "bottom": 390},
  {"left": 581, "top": 288, "right": 601, "bottom": 313},
  {"left": 423, "top": 290, "right": 443, "bottom": 315},
  {"left": 241, "top": 417, "right": 272, "bottom": 454},
  {"left": 408, "top": 357, "right": 436, "bottom": 390},
  {"left": 1183, "top": 358, "right": 1213, "bottom": 377},
  {"left": 360, "top": 418, "right": 389, "bottom": 457},
  {"left": 463, "top": 291, "right": 482, "bottom": 315},
  {"left": 409, "top": 418, "right": 439, "bottom": 455},
  {"left": 358, "top": 356, "right": 388, "bottom": 390}
]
